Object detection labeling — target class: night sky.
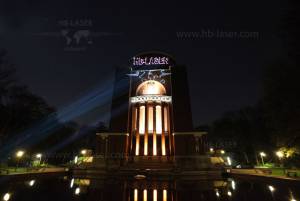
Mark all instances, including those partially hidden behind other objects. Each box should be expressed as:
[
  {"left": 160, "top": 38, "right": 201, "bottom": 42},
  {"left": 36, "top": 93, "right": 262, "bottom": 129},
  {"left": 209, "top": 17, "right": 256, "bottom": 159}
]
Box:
[{"left": 0, "top": 1, "right": 283, "bottom": 127}]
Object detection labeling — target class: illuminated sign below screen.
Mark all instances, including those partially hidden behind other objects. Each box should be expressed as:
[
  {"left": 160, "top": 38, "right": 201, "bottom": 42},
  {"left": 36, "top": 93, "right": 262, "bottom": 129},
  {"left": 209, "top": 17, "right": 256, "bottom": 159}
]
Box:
[{"left": 131, "top": 95, "right": 172, "bottom": 103}]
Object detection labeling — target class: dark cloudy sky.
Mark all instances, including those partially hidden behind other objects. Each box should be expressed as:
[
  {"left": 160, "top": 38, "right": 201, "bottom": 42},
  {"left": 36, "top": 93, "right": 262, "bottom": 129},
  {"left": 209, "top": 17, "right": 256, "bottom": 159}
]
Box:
[{"left": 0, "top": 1, "right": 283, "bottom": 127}]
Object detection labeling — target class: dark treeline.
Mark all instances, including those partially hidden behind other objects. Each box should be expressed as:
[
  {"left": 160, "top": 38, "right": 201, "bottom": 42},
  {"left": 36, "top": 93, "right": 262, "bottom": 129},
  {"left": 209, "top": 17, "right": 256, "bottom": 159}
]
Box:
[
  {"left": 205, "top": 0, "right": 300, "bottom": 167},
  {"left": 0, "top": 50, "right": 107, "bottom": 165},
  {"left": 206, "top": 60, "right": 300, "bottom": 167}
]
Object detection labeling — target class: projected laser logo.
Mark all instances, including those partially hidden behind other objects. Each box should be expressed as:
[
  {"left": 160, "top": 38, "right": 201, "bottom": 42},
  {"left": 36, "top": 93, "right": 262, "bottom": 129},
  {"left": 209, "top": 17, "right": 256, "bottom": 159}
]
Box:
[{"left": 127, "top": 69, "right": 171, "bottom": 84}]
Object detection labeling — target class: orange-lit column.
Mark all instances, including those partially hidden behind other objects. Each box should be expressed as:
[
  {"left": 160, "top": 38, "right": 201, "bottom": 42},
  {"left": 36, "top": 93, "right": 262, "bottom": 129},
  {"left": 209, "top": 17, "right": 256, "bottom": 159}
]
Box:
[
  {"left": 164, "top": 105, "right": 170, "bottom": 156},
  {"left": 163, "top": 190, "right": 167, "bottom": 201},
  {"left": 135, "top": 104, "right": 140, "bottom": 156},
  {"left": 144, "top": 104, "right": 148, "bottom": 156},
  {"left": 134, "top": 189, "right": 138, "bottom": 201},
  {"left": 143, "top": 189, "right": 147, "bottom": 201},
  {"left": 153, "top": 189, "right": 157, "bottom": 201},
  {"left": 155, "top": 105, "right": 163, "bottom": 156},
  {"left": 138, "top": 105, "right": 146, "bottom": 156},
  {"left": 161, "top": 104, "right": 166, "bottom": 156},
  {"left": 153, "top": 104, "right": 157, "bottom": 156}
]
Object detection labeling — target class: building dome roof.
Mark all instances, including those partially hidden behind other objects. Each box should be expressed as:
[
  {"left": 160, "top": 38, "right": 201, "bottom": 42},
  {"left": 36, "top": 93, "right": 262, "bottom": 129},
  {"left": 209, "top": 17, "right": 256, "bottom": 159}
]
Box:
[{"left": 136, "top": 80, "right": 166, "bottom": 95}]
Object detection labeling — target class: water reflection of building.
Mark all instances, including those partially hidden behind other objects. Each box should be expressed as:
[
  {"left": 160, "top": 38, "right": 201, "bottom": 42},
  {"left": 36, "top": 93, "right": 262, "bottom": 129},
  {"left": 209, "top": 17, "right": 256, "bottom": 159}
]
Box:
[
  {"left": 78, "top": 178, "right": 228, "bottom": 201},
  {"left": 127, "top": 180, "right": 174, "bottom": 201},
  {"left": 96, "top": 52, "right": 209, "bottom": 170},
  {"left": 4, "top": 176, "right": 299, "bottom": 201}
]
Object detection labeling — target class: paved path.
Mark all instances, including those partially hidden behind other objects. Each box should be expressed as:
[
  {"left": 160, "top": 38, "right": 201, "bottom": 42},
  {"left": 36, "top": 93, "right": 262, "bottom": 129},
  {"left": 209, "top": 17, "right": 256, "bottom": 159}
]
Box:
[
  {"left": 0, "top": 167, "right": 68, "bottom": 176},
  {"left": 229, "top": 168, "right": 300, "bottom": 181}
]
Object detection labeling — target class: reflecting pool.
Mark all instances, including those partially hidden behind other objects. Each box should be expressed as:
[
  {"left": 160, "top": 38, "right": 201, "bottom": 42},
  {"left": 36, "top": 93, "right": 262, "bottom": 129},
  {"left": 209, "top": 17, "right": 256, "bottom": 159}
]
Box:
[{"left": 0, "top": 176, "right": 299, "bottom": 201}]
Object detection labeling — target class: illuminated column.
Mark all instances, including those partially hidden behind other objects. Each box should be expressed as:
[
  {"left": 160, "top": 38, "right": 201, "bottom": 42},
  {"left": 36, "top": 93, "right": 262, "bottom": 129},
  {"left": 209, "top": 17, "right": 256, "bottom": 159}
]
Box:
[
  {"left": 144, "top": 104, "right": 148, "bottom": 156},
  {"left": 134, "top": 189, "right": 138, "bottom": 201},
  {"left": 135, "top": 105, "right": 139, "bottom": 156},
  {"left": 143, "top": 189, "right": 147, "bottom": 201},
  {"left": 135, "top": 106, "right": 139, "bottom": 156},
  {"left": 161, "top": 104, "right": 166, "bottom": 156},
  {"left": 156, "top": 105, "right": 162, "bottom": 156},
  {"left": 153, "top": 189, "right": 157, "bottom": 201},
  {"left": 137, "top": 105, "right": 146, "bottom": 156},
  {"left": 163, "top": 190, "right": 167, "bottom": 201},
  {"left": 156, "top": 105, "right": 162, "bottom": 134},
  {"left": 148, "top": 105, "right": 154, "bottom": 156},
  {"left": 164, "top": 105, "right": 169, "bottom": 156},
  {"left": 153, "top": 105, "right": 157, "bottom": 156}
]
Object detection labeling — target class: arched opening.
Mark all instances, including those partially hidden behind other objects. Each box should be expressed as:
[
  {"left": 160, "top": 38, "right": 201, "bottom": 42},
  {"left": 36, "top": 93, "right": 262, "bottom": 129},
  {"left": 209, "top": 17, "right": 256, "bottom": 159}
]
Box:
[{"left": 136, "top": 80, "right": 166, "bottom": 96}]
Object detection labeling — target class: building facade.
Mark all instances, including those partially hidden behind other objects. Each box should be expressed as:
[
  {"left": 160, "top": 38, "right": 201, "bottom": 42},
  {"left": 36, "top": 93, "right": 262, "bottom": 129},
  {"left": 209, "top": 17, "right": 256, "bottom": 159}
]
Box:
[{"left": 96, "top": 52, "right": 207, "bottom": 168}]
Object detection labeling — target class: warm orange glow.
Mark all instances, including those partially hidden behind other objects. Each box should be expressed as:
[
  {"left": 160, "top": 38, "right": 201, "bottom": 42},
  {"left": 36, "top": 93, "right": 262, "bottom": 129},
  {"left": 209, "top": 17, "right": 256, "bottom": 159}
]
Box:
[
  {"left": 164, "top": 106, "right": 168, "bottom": 132},
  {"left": 161, "top": 107, "right": 166, "bottom": 156},
  {"left": 139, "top": 106, "right": 145, "bottom": 134},
  {"left": 153, "top": 189, "right": 157, "bottom": 201},
  {"left": 135, "top": 134, "right": 140, "bottom": 156},
  {"left": 134, "top": 189, "right": 138, "bottom": 201},
  {"left": 144, "top": 135, "right": 148, "bottom": 156},
  {"left": 148, "top": 106, "right": 153, "bottom": 133},
  {"left": 143, "top": 190, "right": 147, "bottom": 201},
  {"left": 162, "top": 133, "right": 166, "bottom": 156},
  {"left": 163, "top": 190, "right": 167, "bottom": 201},
  {"left": 153, "top": 132, "right": 157, "bottom": 156},
  {"left": 136, "top": 80, "right": 166, "bottom": 95},
  {"left": 156, "top": 106, "right": 162, "bottom": 134}
]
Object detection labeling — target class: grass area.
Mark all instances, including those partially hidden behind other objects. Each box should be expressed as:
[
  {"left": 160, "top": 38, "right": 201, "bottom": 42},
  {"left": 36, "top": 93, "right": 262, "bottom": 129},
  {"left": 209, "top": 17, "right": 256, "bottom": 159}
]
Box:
[
  {"left": 270, "top": 168, "right": 286, "bottom": 176},
  {"left": 255, "top": 167, "right": 300, "bottom": 177},
  {"left": 0, "top": 167, "right": 29, "bottom": 174},
  {"left": 0, "top": 165, "right": 59, "bottom": 175},
  {"left": 273, "top": 168, "right": 300, "bottom": 177}
]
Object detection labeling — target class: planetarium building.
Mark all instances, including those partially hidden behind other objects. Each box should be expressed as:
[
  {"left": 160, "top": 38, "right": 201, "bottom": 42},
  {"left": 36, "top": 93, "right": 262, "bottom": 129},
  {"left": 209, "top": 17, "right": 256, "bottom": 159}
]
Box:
[{"left": 96, "top": 52, "right": 208, "bottom": 169}]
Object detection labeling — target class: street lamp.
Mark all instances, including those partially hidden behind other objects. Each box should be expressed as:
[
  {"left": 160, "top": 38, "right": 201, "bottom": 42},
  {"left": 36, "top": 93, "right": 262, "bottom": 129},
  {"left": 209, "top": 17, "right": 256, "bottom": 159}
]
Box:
[
  {"left": 81, "top": 149, "right": 87, "bottom": 155},
  {"left": 36, "top": 153, "right": 42, "bottom": 165},
  {"left": 259, "top": 152, "right": 266, "bottom": 166},
  {"left": 276, "top": 150, "right": 284, "bottom": 167},
  {"left": 15, "top": 150, "right": 25, "bottom": 170},
  {"left": 276, "top": 151, "right": 284, "bottom": 159},
  {"left": 210, "top": 148, "right": 214, "bottom": 153},
  {"left": 16, "top": 150, "right": 24, "bottom": 158},
  {"left": 220, "top": 150, "right": 225, "bottom": 154}
]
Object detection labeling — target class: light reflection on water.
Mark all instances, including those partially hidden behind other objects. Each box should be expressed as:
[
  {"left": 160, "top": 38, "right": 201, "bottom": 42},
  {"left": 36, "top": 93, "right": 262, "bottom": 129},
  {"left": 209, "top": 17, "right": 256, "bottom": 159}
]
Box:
[{"left": 0, "top": 176, "right": 299, "bottom": 201}]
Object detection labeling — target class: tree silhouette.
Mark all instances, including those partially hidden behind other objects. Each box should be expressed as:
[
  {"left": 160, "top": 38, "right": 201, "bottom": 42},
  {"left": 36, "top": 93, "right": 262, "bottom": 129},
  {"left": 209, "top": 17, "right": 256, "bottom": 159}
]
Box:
[
  {"left": 0, "top": 50, "right": 85, "bottom": 165},
  {"left": 210, "top": 104, "right": 271, "bottom": 164},
  {"left": 263, "top": 60, "right": 300, "bottom": 147},
  {"left": 0, "top": 51, "right": 55, "bottom": 146}
]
